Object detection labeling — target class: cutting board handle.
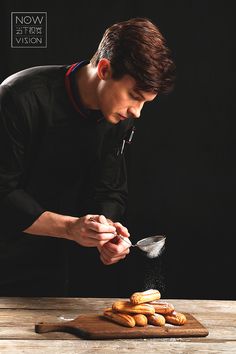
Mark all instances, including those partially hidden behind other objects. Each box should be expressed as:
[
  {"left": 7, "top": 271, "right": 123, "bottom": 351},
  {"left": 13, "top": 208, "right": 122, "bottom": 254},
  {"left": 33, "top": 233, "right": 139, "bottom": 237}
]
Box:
[{"left": 35, "top": 321, "right": 68, "bottom": 333}]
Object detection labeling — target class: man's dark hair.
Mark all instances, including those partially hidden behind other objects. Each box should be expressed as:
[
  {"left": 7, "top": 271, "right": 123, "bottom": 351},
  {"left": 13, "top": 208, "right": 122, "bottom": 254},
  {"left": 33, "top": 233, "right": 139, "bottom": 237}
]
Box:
[{"left": 91, "top": 17, "right": 176, "bottom": 94}]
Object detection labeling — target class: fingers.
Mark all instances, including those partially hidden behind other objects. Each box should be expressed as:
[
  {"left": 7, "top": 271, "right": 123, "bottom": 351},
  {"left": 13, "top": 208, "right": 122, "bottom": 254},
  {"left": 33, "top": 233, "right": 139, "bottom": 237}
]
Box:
[
  {"left": 98, "top": 237, "right": 131, "bottom": 265},
  {"left": 100, "top": 246, "right": 130, "bottom": 263},
  {"left": 78, "top": 228, "right": 116, "bottom": 247},
  {"left": 89, "top": 216, "right": 130, "bottom": 239},
  {"left": 103, "top": 237, "right": 130, "bottom": 253},
  {"left": 94, "top": 218, "right": 131, "bottom": 265},
  {"left": 99, "top": 248, "right": 130, "bottom": 265},
  {"left": 75, "top": 215, "right": 131, "bottom": 258},
  {"left": 99, "top": 250, "right": 129, "bottom": 265},
  {"left": 100, "top": 254, "right": 124, "bottom": 265},
  {"left": 71, "top": 215, "right": 117, "bottom": 247},
  {"left": 88, "top": 215, "right": 116, "bottom": 234},
  {"left": 98, "top": 214, "right": 110, "bottom": 225},
  {"left": 113, "top": 222, "right": 130, "bottom": 238},
  {"left": 83, "top": 215, "right": 117, "bottom": 244}
]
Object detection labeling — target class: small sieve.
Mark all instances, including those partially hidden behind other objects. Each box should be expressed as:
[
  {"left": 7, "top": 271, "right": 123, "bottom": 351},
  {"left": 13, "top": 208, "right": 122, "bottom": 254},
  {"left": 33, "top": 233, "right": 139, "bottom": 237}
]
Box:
[
  {"left": 118, "top": 234, "right": 166, "bottom": 259},
  {"left": 88, "top": 217, "right": 166, "bottom": 259}
]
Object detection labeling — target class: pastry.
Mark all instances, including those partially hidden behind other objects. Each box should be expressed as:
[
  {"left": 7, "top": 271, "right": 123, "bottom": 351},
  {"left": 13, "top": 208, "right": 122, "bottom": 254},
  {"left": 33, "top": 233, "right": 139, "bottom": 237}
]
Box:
[
  {"left": 112, "top": 300, "right": 155, "bottom": 315},
  {"left": 130, "top": 289, "right": 161, "bottom": 305},
  {"left": 103, "top": 309, "right": 135, "bottom": 327},
  {"left": 132, "top": 314, "right": 148, "bottom": 326},
  {"left": 147, "top": 313, "right": 166, "bottom": 326},
  {"left": 165, "top": 311, "right": 187, "bottom": 325},
  {"left": 149, "top": 301, "right": 175, "bottom": 314}
]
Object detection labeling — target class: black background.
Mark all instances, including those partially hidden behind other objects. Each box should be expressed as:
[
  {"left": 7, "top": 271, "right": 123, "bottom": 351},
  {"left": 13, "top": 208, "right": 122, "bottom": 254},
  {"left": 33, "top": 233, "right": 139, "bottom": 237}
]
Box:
[{"left": 1, "top": 0, "right": 235, "bottom": 299}]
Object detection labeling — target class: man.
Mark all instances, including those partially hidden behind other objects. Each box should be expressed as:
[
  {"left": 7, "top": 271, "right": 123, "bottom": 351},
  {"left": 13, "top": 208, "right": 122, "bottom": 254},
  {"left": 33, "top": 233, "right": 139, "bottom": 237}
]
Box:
[{"left": 0, "top": 18, "right": 175, "bottom": 295}]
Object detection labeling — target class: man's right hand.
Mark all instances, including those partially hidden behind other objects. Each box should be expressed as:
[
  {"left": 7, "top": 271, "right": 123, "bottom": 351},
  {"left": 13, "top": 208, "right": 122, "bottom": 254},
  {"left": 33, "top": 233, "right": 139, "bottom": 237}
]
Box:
[
  {"left": 24, "top": 211, "right": 117, "bottom": 248},
  {"left": 67, "top": 214, "right": 117, "bottom": 247}
]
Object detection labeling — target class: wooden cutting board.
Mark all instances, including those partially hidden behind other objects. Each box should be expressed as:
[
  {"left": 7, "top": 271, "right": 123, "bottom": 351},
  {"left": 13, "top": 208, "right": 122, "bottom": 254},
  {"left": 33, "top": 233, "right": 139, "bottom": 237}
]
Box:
[{"left": 35, "top": 312, "right": 209, "bottom": 339}]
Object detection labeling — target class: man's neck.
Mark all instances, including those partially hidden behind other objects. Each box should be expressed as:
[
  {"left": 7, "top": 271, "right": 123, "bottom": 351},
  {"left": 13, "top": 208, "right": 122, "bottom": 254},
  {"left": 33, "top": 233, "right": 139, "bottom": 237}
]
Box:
[{"left": 75, "top": 63, "right": 99, "bottom": 110}]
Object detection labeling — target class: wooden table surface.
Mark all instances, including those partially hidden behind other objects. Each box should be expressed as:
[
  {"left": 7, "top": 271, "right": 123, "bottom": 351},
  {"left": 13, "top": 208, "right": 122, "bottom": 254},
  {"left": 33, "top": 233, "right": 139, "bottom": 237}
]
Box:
[{"left": 0, "top": 297, "right": 235, "bottom": 353}]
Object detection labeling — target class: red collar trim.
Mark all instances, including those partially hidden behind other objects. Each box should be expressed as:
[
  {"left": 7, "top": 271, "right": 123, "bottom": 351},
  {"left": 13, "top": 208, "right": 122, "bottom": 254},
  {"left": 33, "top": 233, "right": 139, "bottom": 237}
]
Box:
[{"left": 64, "top": 63, "right": 87, "bottom": 117}]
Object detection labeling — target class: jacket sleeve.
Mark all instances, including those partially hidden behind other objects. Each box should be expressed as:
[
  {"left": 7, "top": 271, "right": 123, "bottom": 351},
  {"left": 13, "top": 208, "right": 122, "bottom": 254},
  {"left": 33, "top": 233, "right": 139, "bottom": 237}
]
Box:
[
  {"left": 0, "top": 85, "right": 45, "bottom": 237},
  {"left": 91, "top": 120, "right": 134, "bottom": 221}
]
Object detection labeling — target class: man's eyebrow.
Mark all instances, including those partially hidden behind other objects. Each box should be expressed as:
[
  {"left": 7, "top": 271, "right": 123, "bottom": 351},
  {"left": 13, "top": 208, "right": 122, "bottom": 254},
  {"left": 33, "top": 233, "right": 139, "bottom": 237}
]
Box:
[{"left": 133, "top": 88, "right": 145, "bottom": 100}]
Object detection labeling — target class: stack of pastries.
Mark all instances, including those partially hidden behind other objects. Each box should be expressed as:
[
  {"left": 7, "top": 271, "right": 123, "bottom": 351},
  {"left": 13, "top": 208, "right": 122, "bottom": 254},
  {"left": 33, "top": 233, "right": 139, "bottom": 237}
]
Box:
[{"left": 103, "top": 289, "right": 187, "bottom": 328}]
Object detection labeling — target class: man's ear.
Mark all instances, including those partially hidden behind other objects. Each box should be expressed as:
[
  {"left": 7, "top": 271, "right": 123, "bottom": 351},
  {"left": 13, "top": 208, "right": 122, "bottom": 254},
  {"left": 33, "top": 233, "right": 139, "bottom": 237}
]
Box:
[{"left": 97, "top": 59, "right": 112, "bottom": 80}]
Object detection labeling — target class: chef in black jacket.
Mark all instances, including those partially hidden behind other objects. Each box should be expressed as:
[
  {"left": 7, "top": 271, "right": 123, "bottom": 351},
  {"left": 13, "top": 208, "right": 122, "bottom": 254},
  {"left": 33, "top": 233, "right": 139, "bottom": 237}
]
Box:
[{"left": 0, "top": 18, "right": 175, "bottom": 296}]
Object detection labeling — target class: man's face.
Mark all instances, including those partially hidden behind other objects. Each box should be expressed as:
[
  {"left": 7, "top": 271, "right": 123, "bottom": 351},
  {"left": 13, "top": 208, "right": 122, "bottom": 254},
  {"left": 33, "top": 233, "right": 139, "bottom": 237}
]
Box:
[{"left": 97, "top": 74, "right": 157, "bottom": 124}]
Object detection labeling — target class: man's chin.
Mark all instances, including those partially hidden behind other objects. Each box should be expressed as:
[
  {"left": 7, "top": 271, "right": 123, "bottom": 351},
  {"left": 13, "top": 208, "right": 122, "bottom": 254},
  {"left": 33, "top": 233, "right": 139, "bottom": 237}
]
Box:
[{"left": 104, "top": 114, "right": 120, "bottom": 124}]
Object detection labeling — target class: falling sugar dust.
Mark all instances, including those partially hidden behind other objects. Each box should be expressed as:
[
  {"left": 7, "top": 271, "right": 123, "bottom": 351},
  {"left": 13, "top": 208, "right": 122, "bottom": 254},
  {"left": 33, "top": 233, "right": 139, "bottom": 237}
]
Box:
[
  {"left": 133, "top": 237, "right": 167, "bottom": 294},
  {"left": 144, "top": 260, "right": 166, "bottom": 294}
]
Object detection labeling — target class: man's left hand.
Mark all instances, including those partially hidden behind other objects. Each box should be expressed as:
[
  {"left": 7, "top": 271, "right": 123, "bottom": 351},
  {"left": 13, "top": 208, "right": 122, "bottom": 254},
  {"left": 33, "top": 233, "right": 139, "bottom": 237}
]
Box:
[{"left": 97, "top": 215, "right": 131, "bottom": 265}]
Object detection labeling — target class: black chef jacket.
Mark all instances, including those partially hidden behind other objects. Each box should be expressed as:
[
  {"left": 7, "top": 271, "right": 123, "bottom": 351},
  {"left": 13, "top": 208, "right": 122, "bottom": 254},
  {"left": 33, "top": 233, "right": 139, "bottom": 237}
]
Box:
[{"left": 0, "top": 61, "right": 134, "bottom": 296}]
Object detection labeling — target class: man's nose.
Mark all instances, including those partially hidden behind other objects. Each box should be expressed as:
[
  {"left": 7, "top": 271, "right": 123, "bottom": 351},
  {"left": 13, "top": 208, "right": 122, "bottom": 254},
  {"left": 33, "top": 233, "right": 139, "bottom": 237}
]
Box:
[{"left": 128, "top": 102, "right": 144, "bottom": 119}]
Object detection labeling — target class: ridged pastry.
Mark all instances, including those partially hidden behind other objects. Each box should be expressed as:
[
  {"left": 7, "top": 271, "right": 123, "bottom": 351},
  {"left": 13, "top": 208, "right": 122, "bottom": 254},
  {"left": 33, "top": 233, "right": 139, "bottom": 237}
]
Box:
[
  {"left": 149, "top": 301, "right": 175, "bottom": 314},
  {"left": 165, "top": 311, "right": 187, "bottom": 325},
  {"left": 112, "top": 300, "right": 155, "bottom": 315},
  {"left": 132, "top": 314, "right": 148, "bottom": 326},
  {"left": 130, "top": 289, "right": 161, "bottom": 305},
  {"left": 103, "top": 309, "right": 135, "bottom": 327},
  {"left": 147, "top": 313, "right": 166, "bottom": 326}
]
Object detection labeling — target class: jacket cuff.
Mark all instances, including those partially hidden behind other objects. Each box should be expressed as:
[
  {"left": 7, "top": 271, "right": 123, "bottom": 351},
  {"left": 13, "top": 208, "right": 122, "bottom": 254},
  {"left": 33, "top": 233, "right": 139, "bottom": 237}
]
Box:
[{"left": 0, "top": 189, "right": 46, "bottom": 235}]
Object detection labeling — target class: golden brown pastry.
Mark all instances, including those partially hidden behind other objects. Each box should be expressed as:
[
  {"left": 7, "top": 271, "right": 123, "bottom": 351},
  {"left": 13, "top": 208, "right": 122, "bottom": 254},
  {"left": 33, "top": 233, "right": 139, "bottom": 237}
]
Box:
[
  {"left": 103, "top": 307, "right": 112, "bottom": 312},
  {"left": 103, "top": 309, "right": 135, "bottom": 327},
  {"left": 132, "top": 314, "right": 148, "bottom": 326},
  {"left": 164, "top": 311, "right": 187, "bottom": 325},
  {"left": 112, "top": 300, "right": 155, "bottom": 315},
  {"left": 130, "top": 289, "right": 161, "bottom": 305},
  {"left": 147, "top": 313, "right": 166, "bottom": 326},
  {"left": 149, "top": 301, "right": 175, "bottom": 314}
]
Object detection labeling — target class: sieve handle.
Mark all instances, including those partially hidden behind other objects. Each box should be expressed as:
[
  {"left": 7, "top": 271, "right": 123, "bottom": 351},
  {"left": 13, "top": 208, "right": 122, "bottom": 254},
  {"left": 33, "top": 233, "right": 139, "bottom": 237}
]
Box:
[{"left": 118, "top": 234, "right": 135, "bottom": 247}]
